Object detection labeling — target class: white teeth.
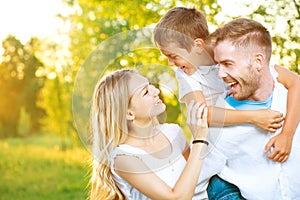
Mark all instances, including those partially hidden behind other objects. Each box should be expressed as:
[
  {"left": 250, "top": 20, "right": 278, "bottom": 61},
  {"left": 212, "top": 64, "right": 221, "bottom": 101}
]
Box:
[{"left": 228, "top": 82, "right": 237, "bottom": 86}]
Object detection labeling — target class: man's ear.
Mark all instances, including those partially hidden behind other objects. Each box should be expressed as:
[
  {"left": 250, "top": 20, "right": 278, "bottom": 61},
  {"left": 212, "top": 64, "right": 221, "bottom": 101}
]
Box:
[
  {"left": 253, "top": 53, "right": 265, "bottom": 71},
  {"left": 126, "top": 111, "right": 135, "bottom": 120}
]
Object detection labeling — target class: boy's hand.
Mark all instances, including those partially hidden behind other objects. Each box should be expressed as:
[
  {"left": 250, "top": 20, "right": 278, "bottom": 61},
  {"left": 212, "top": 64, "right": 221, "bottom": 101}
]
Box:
[
  {"left": 187, "top": 100, "right": 208, "bottom": 139},
  {"left": 264, "top": 132, "right": 293, "bottom": 162},
  {"left": 252, "top": 109, "right": 284, "bottom": 133}
]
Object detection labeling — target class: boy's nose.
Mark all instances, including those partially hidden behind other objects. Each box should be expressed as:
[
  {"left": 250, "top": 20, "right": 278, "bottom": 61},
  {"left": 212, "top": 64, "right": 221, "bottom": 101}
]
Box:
[
  {"left": 218, "top": 65, "right": 228, "bottom": 78},
  {"left": 168, "top": 58, "right": 175, "bottom": 67}
]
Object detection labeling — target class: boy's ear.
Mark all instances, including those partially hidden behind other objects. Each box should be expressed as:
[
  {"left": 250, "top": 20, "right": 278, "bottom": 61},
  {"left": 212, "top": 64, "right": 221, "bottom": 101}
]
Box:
[
  {"left": 126, "top": 111, "right": 135, "bottom": 120},
  {"left": 194, "top": 38, "right": 205, "bottom": 48}
]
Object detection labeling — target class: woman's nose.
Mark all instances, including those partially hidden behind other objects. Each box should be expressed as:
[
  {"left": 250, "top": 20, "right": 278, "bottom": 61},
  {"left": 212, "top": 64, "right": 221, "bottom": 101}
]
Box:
[{"left": 150, "top": 85, "right": 160, "bottom": 96}]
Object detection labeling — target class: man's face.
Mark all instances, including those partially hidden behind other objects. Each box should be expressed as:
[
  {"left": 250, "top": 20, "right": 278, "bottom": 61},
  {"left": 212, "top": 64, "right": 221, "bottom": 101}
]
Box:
[
  {"left": 157, "top": 43, "right": 200, "bottom": 75},
  {"left": 214, "top": 40, "right": 260, "bottom": 100}
]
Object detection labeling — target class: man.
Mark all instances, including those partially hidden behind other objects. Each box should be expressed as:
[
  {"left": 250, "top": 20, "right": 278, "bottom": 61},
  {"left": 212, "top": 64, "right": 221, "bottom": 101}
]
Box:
[{"left": 202, "top": 18, "right": 300, "bottom": 199}]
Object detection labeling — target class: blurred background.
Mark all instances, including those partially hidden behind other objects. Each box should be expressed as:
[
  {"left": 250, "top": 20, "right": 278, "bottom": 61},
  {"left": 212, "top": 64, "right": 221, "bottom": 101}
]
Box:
[{"left": 0, "top": 0, "right": 299, "bottom": 199}]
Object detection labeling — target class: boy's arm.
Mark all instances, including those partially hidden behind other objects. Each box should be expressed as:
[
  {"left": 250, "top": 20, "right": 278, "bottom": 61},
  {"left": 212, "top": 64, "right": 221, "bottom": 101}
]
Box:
[
  {"left": 182, "top": 91, "right": 283, "bottom": 130},
  {"left": 264, "top": 65, "right": 300, "bottom": 163},
  {"left": 208, "top": 107, "right": 283, "bottom": 132}
]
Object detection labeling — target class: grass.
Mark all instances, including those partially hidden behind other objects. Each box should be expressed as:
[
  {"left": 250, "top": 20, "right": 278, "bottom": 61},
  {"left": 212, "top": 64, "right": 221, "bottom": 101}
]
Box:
[{"left": 0, "top": 135, "right": 91, "bottom": 200}]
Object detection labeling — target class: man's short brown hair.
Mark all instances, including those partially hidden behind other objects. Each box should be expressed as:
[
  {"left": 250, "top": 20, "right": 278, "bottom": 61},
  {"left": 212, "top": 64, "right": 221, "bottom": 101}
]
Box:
[{"left": 211, "top": 18, "right": 272, "bottom": 62}]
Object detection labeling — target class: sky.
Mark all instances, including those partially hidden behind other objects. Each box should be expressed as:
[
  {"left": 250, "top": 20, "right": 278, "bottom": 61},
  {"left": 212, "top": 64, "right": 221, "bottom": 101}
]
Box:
[
  {"left": 0, "top": 0, "right": 69, "bottom": 44},
  {"left": 0, "top": 0, "right": 262, "bottom": 44},
  {"left": 0, "top": 0, "right": 289, "bottom": 61}
]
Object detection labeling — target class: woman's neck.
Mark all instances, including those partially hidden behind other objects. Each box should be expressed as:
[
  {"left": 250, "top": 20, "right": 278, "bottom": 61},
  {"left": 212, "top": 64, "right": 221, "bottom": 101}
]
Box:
[
  {"left": 125, "top": 120, "right": 172, "bottom": 158},
  {"left": 125, "top": 119, "right": 160, "bottom": 146}
]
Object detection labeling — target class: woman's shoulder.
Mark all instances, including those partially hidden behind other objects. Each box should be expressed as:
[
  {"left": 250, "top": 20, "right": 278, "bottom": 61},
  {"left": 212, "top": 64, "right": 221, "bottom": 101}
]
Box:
[{"left": 158, "top": 123, "right": 185, "bottom": 141}]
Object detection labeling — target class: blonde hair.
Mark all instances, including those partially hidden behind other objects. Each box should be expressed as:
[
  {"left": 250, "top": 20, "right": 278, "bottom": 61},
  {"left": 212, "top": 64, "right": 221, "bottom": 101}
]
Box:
[
  {"left": 154, "top": 7, "right": 209, "bottom": 52},
  {"left": 89, "top": 69, "right": 137, "bottom": 200}
]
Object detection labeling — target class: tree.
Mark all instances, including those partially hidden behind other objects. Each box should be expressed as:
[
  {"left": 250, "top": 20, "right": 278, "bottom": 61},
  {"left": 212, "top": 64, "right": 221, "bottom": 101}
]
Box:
[
  {"left": 64, "top": 0, "right": 222, "bottom": 146},
  {"left": 214, "top": 0, "right": 300, "bottom": 74},
  {"left": 0, "top": 35, "right": 45, "bottom": 137}
]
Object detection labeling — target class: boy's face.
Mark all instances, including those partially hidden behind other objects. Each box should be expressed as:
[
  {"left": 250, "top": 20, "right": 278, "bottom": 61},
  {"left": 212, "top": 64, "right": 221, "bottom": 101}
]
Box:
[{"left": 158, "top": 43, "right": 201, "bottom": 75}]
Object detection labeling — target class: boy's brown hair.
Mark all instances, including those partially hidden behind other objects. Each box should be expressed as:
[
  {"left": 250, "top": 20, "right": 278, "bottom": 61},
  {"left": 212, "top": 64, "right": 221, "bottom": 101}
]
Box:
[{"left": 154, "top": 7, "right": 209, "bottom": 52}]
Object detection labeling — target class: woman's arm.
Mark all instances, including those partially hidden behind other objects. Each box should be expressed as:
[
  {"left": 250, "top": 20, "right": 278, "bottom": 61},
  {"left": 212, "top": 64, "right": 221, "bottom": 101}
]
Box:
[
  {"left": 115, "top": 143, "right": 206, "bottom": 200},
  {"left": 114, "top": 103, "right": 208, "bottom": 200}
]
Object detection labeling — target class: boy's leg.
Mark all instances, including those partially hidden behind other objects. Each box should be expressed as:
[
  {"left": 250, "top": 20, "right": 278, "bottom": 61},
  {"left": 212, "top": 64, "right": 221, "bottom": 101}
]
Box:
[{"left": 207, "top": 175, "right": 245, "bottom": 200}]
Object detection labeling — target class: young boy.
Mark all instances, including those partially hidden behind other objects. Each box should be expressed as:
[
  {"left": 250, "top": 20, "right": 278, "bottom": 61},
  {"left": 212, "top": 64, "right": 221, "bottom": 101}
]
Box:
[
  {"left": 153, "top": 6, "right": 300, "bottom": 199},
  {"left": 154, "top": 6, "right": 299, "bottom": 162}
]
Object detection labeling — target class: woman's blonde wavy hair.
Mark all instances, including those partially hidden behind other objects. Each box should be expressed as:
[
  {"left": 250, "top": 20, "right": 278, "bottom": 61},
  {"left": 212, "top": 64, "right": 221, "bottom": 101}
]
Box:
[{"left": 89, "top": 69, "right": 137, "bottom": 200}]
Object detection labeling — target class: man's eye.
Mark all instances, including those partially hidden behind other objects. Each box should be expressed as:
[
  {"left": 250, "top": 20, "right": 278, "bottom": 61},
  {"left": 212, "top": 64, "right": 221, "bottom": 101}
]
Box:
[{"left": 224, "top": 62, "right": 232, "bottom": 67}]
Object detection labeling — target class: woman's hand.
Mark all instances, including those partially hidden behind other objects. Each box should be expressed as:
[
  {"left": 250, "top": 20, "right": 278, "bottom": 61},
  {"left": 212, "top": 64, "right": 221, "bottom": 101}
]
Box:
[{"left": 187, "top": 100, "right": 208, "bottom": 140}]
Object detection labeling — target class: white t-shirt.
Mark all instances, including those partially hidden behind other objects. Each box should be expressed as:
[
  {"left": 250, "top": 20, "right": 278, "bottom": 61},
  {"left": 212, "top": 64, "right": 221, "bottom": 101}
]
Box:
[
  {"left": 196, "top": 64, "right": 300, "bottom": 200},
  {"left": 110, "top": 123, "right": 187, "bottom": 200},
  {"left": 175, "top": 65, "right": 228, "bottom": 106}
]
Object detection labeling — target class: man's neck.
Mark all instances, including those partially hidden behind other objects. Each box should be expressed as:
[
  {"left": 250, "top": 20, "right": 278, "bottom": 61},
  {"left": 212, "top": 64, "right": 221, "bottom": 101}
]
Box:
[{"left": 250, "top": 68, "right": 274, "bottom": 101}]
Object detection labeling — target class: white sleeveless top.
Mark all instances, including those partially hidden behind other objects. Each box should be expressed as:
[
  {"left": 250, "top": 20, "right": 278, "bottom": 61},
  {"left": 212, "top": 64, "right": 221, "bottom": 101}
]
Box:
[{"left": 110, "top": 123, "right": 187, "bottom": 200}]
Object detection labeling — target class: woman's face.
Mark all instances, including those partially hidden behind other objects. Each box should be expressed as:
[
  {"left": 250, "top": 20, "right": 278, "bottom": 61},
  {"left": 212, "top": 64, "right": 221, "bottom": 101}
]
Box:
[{"left": 128, "top": 73, "right": 166, "bottom": 120}]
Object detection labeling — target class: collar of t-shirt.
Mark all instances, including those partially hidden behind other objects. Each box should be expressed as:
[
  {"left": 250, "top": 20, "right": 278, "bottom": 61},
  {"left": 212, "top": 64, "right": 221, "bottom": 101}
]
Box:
[
  {"left": 175, "top": 65, "right": 218, "bottom": 77},
  {"left": 194, "top": 64, "right": 218, "bottom": 75},
  {"left": 225, "top": 93, "right": 273, "bottom": 110}
]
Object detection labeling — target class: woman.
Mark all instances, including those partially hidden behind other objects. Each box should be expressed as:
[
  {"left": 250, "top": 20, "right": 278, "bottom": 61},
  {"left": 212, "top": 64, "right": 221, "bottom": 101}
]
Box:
[{"left": 90, "top": 69, "right": 208, "bottom": 200}]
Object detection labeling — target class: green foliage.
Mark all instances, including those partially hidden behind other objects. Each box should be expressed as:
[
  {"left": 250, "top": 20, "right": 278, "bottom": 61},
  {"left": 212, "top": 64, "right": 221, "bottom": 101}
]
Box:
[
  {"left": 17, "top": 107, "right": 31, "bottom": 136},
  {"left": 0, "top": 135, "right": 90, "bottom": 200},
  {"left": 217, "top": 0, "right": 300, "bottom": 74},
  {"left": 252, "top": 0, "right": 300, "bottom": 73},
  {"left": 0, "top": 36, "right": 45, "bottom": 137},
  {"left": 68, "top": 0, "right": 221, "bottom": 138}
]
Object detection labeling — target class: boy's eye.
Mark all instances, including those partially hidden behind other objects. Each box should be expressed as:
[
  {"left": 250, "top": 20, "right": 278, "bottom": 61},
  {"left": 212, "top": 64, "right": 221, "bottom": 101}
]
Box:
[{"left": 143, "top": 89, "right": 149, "bottom": 96}]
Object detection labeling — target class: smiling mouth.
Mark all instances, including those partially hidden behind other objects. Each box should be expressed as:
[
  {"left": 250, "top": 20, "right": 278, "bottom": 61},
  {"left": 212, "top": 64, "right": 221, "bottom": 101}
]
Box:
[
  {"left": 179, "top": 66, "right": 186, "bottom": 70},
  {"left": 155, "top": 99, "right": 162, "bottom": 105},
  {"left": 228, "top": 81, "right": 238, "bottom": 89}
]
